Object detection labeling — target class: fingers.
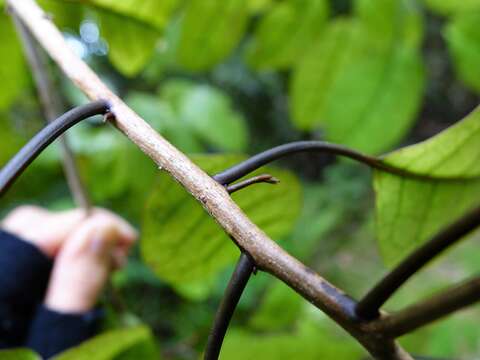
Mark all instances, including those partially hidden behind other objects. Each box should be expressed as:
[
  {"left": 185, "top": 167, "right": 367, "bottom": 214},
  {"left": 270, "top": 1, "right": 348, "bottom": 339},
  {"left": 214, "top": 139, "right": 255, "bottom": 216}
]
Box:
[
  {"left": 2, "top": 205, "right": 48, "bottom": 231},
  {"left": 91, "top": 208, "right": 138, "bottom": 246},
  {"left": 1, "top": 205, "right": 137, "bottom": 260},
  {"left": 48, "top": 209, "right": 88, "bottom": 240},
  {"left": 44, "top": 208, "right": 138, "bottom": 313},
  {"left": 1, "top": 206, "right": 87, "bottom": 257},
  {"left": 59, "top": 208, "right": 138, "bottom": 265},
  {"left": 89, "top": 209, "right": 137, "bottom": 269}
]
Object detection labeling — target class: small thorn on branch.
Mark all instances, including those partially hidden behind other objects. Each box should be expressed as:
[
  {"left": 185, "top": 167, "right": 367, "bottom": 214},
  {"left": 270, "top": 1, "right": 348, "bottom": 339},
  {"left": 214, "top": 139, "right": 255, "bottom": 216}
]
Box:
[{"left": 226, "top": 174, "right": 279, "bottom": 194}]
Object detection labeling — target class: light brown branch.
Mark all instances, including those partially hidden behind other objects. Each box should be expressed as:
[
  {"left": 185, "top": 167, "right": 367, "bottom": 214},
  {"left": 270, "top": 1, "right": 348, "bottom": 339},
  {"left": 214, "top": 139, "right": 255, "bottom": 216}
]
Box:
[
  {"left": 7, "top": 1, "right": 412, "bottom": 358},
  {"left": 11, "top": 12, "right": 91, "bottom": 210}
]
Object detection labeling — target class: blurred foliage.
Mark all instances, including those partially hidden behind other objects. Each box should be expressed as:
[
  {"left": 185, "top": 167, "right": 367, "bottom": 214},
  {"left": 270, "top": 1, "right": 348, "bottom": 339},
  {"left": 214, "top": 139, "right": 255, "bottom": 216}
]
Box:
[
  {"left": 291, "top": 0, "right": 425, "bottom": 153},
  {"left": 1, "top": 0, "right": 480, "bottom": 358},
  {"left": 0, "top": 14, "right": 27, "bottom": 110},
  {"left": 423, "top": 0, "right": 480, "bottom": 15},
  {"left": 245, "top": 0, "right": 329, "bottom": 70},
  {"left": 0, "top": 349, "right": 39, "bottom": 360},
  {"left": 176, "top": 0, "right": 250, "bottom": 71},
  {"left": 445, "top": 11, "right": 480, "bottom": 93},
  {"left": 54, "top": 326, "right": 159, "bottom": 359}
]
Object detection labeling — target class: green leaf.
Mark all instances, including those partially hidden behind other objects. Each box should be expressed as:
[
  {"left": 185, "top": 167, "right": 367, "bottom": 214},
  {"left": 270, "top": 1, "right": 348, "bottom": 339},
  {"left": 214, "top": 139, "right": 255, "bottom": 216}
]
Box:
[
  {"left": 97, "top": 11, "right": 160, "bottom": 76},
  {"left": 176, "top": 0, "right": 250, "bottom": 71},
  {"left": 0, "top": 15, "right": 27, "bottom": 110},
  {"left": 382, "top": 107, "right": 480, "bottom": 178},
  {"left": 245, "top": 0, "right": 329, "bottom": 70},
  {"left": 128, "top": 81, "right": 248, "bottom": 153},
  {"left": 178, "top": 85, "right": 248, "bottom": 151},
  {"left": 220, "top": 326, "right": 361, "bottom": 360},
  {"left": 141, "top": 18, "right": 182, "bottom": 82},
  {"left": 72, "top": 123, "right": 160, "bottom": 222},
  {"left": 375, "top": 107, "right": 480, "bottom": 265},
  {"left": 158, "top": 80, "right": 248, "bottom": 151},
  {"left": 126, "top": 90, "right": 204, "bottom": 153},
  {"left": 0, "top": 116, "right": 27, "bottom": 166},
  {"left": 141, "top": 154, "right": 302, "bottom": 284},
  {"left": 159, "top": 79, "right": 194, "bottom": 111},
  {"left": 38, "top": 0, "right": 84, "bottom": 30},
  {"left": 422, "top": 0, "right": 480, "bottom": 16},
  {"left": 355, "top": 0, "right": 423, "bottom": 49},
  {"left": 247, "top": 0, "right": 274, "bottom": 14},
  {"left": 249, "top": 281, "right": 303, "bottom": 331},
  {"left": 71, "top": 124, "right": 129, "bottom": 202},
  {"left": 291, "top": 20, "right": 369, "bottom": 130},
  {"left": 0, "top": 349, "right": 40, "bottom": 360},
  {"left": 54, "top": 326, "right": 159, "bottom": 360},
  {"left": 445, "top": 11, "right": 480, "bottom": 94},
  {"left": 85, "top": 0, "right": 179, "bottom": 30},
  {"left": 291, "top": 18, "right": 425, "bottom": 153},
  {"left": 422, "top": 313, "right": 480, "bottom": 357}
]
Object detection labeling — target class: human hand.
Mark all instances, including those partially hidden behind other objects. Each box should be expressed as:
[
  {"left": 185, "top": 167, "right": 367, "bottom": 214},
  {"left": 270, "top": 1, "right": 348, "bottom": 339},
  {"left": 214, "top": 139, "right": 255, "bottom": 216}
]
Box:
[
  {"left": 1, "top": 205, "right": 86, "bottom": 258},
  {"left": 44, "top": 208, "right": 137, "bottom": 313}
]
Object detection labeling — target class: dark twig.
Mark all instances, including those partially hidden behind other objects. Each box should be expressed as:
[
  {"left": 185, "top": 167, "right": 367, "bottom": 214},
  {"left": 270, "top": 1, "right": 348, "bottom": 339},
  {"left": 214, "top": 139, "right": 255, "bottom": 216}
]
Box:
[
  {"left": 0, "top": 101, "right": 110, "bottom": 197},
  {"left": 203, "top": 174, "right": 275, "bottom": 359},
  {"left": 356, "top": 204, "right": 480, "bottom": 320},
  {"left": 213, "top": 141, "right": 430, "bottom": 185},
  {"left": 204, "top": 253, "right": 255, "bottom": 360},
  {"left": 226, "top": 174, "right": 279, "bottom": 194},
  {"left": 11, "top": 12, "right": 92, "bottom": 210},
  {"left": 370, "top": 275, "right": 480, "bottom": 337}
]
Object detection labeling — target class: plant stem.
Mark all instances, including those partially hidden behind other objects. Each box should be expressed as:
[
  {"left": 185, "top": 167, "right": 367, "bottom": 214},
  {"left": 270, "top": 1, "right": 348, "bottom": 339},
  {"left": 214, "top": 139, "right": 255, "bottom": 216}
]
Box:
[
  {"left": 226, "top": 174, "right": 279, "bottom": 194},
  {"left": 356, "top": 204, "right": 480, "bottom": 320},
  {"left": 12, "top": 13, "right": 92, "bottom": 210},
  {"left": 204, "top": 253, "right": 255, "bottom": 360},
  {"left": 213, "top": 141, "right": 432, "bottom": 186},
  {"left": 368, "top": 276, "right": 480, "bottom": 337},
  {"left": 0, "top": 101, "right": 109, "bottom": 196}
]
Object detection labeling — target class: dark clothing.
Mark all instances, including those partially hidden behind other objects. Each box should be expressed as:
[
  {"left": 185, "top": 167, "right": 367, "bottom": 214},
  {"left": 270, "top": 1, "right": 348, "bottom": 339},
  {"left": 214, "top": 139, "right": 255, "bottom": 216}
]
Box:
[{"left": 0, "top": 230, "right": 99, "bottom": 358}]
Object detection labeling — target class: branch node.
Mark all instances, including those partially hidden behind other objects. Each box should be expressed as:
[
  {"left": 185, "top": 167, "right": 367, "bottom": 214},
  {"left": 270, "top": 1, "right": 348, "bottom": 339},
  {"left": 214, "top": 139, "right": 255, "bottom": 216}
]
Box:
[
  {"left": 226, "top": 174, "right": 279, "bottom": 194},
  {"left": 103, "top": 110, "right": 115, "bottom": 123}
]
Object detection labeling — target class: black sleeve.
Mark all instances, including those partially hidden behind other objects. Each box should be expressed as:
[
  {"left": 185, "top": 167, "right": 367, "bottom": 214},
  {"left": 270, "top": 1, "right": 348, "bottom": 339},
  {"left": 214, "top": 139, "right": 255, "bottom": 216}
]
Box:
[
  {"left": 26, "top": 305, "right": 101, "bottom": 359},
  {"left": 0, "top": 229, "right": 53, "bottom": 348},
  {"left": 0, "top": 229, "right": 102, "bottom": 358}
]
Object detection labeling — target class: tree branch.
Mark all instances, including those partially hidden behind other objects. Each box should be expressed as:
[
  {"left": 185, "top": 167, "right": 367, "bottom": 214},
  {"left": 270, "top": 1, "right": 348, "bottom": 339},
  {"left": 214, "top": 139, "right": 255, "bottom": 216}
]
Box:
[
  {"left": 226, "top": 174, "right": 279, "bottom": 194},
  {"left": 356, "top": 204, "right": 480, "bottom": 320},
  {"left": 6, "top": 0, "right": 354, "bottom": 324},
  {"left": 213, "top": 141, "right": 433, "bottom": 186},
  {"left": 204, "top": 253, "right": 255, "bottom": 360},
  {"left": 7, "top": 1, "right": 413, "bottom": 358},
  {"left": 11, "top": 12, "right": 92, "bottom": 210},
  {"left": 0, "top": 101, "right": 109, "bottom": 196},
  {"left": 367, "top": 276, "right": 480, "bottom": 337}
]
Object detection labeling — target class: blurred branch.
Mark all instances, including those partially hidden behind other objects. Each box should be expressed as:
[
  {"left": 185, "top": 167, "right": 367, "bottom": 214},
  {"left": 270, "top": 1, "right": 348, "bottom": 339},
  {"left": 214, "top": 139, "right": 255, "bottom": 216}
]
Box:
[
  {"left": 11, "top": 13, "right": 92, "bottom": 210},
  {"left": 356, "top": 204, "right": 480, "bottom": 320},
  {"left": 204, "top": 253, "right": 255, "bottom": 360},
  {"left": 0, "top": 101, "right": 109, "bottom": 196},
  {"left": 369, "top": 276, "right": 480, "bottom": 338}
]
